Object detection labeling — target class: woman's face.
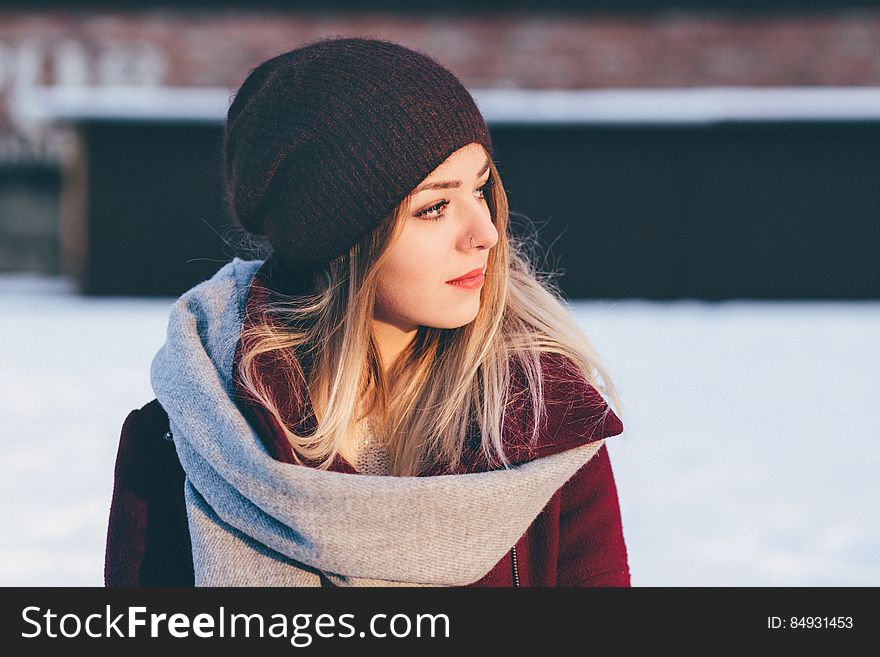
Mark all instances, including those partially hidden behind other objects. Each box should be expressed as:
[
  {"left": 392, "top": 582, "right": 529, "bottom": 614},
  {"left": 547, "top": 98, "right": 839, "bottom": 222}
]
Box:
[{"left": 374, "top": 142, "right": 499, "bottom": 335}]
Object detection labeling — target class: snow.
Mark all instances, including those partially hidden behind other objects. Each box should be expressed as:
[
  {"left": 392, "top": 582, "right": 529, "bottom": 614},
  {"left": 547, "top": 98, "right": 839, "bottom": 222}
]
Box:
[
  {"left": 2, "top": 272, "right": 877, "bottom": 586},
  {"left": 20, "top": 85, "right": 880, "bottom": 126}
]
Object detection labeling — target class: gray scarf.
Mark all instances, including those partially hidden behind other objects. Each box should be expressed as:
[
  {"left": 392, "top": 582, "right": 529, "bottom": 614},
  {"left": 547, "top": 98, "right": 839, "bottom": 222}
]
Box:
[{"left": 150, "top": 258, "right": 602, "bottom": 586}]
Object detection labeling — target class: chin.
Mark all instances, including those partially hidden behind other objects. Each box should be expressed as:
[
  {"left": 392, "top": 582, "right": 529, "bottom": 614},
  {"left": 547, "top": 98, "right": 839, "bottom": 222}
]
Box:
[{"left": 428, "top": 309, "right": 480, "bottom": 330}]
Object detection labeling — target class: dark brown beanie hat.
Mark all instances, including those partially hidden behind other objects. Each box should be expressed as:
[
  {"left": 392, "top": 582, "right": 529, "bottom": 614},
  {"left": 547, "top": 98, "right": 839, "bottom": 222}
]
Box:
[{"left": 223, "top": 36, "right": 494, "bottom": 275}]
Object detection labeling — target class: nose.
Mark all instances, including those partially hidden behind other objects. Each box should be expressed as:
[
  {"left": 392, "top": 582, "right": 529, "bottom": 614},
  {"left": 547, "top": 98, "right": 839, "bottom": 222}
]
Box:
[{"left": 464, "top": 201, "right": 498, "bottom": 251}]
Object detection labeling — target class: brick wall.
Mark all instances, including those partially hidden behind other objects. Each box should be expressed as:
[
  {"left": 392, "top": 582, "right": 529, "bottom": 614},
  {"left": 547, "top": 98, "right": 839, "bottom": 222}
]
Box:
[{"left": 3, "top": 8, "right": 880, "bottom": 157}]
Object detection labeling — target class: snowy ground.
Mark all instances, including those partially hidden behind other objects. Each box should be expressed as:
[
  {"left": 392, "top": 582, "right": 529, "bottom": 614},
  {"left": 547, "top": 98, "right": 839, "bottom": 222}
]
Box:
[{"left": 1, "top": 272, "right": 878, "bottom": 586}]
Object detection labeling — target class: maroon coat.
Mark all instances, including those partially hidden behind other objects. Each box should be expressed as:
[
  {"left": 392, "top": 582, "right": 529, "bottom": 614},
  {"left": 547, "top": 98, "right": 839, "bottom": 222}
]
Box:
[{"left": 105, "top": 271, "right": 631, "bottom": 587}]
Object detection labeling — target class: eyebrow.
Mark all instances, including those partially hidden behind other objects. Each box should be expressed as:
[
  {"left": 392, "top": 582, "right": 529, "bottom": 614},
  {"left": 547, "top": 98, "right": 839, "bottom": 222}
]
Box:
[{"left": 413, "top": 158, "right": 491, "bottom": 194}]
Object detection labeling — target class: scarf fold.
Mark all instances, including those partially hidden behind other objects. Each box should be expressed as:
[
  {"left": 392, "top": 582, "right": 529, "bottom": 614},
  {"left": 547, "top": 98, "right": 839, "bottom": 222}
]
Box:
[{"left": 150, "top": 258, "right": 603, "bottom": 587}]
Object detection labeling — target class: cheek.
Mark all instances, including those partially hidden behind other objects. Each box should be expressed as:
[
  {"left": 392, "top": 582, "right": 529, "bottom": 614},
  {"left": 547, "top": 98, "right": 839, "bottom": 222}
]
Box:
[
  {"left": 381, "top": 230, "right": 446, "bottom": 290},
  {"left": 375, "top": 250, "right": 438, "bottom": 314}
]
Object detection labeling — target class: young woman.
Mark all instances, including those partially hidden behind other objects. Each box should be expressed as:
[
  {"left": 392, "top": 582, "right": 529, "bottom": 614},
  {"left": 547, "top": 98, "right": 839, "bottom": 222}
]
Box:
[{"left": 105, "top": 36, "right": 630, "bottom": 587}]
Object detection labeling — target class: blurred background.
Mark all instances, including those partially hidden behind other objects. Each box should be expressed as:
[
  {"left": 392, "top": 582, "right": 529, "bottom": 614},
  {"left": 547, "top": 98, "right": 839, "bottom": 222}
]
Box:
[{"left": 1, "top": 0, "right": 878, "bottom": 586}]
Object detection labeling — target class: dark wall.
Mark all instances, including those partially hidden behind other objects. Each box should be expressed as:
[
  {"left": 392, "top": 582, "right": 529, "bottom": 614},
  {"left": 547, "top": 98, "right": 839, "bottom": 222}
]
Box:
[
  {"left": 492, "top": 122, "right": 880, "bottom": 300},
  {"left": 70, "top": 118, "right": 880, "bottom": 299},
  {"left": 79, "top": 121, "right": 232, "bottom": 296},
  {"left": 0, "top": 164, "right": 61, "bottom": 274}
]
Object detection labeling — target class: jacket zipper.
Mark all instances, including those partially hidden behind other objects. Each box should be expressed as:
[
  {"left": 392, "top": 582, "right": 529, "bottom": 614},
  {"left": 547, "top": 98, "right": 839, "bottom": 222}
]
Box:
[{"left": 511, "top": 545, "right": 521, "bottom": 587}]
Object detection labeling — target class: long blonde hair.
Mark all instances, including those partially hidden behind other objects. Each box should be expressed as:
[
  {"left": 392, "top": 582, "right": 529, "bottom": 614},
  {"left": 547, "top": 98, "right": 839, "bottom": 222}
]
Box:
[{"left": 235, "top": 156, "right": 623, "bottom": 476}]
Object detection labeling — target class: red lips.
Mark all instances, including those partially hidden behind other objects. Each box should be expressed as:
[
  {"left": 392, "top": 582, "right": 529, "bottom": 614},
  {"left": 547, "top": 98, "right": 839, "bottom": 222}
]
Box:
[{"left": 446, "top": 267, "right": 485, "bottom": 283}]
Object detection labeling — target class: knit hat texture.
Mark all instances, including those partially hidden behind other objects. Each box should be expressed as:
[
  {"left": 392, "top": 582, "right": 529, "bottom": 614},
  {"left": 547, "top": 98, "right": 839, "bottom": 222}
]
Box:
[{"left": 223, "top": 36, "right": 494, "bottom": 275}]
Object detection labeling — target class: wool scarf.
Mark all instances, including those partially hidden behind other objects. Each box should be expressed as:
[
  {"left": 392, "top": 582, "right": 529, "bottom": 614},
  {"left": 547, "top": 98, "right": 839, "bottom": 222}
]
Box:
[{"left": 150, "top": 258, "right": 603, "bottom": 586}]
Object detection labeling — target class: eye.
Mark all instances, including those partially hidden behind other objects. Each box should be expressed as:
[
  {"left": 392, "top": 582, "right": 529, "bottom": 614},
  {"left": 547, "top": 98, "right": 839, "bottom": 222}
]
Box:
[
  {"left": 475, "top": 177, "right": 494, "bottom": 201},
  {"left": 414, "top": 178, "right": 494, "bottom": 222},
  {"left": 416, "top": 200, "right": 448, "bottom": 222}
]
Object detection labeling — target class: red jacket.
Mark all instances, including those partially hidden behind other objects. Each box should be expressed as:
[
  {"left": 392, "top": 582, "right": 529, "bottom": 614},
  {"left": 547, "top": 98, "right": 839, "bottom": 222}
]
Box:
[{"left": 104, "top": 272, "right": 631, "bottom": 587}]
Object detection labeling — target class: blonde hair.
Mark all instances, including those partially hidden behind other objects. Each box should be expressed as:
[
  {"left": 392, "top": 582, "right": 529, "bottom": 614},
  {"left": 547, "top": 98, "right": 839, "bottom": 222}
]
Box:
[{"left": 235, "top": 155, "right": 623, "bottom": 476}]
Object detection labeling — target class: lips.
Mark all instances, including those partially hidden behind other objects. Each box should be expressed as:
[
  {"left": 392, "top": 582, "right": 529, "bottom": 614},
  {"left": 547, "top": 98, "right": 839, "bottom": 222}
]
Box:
[{"left": 446, "top": 267, "right": 485, "bottom": 283}]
